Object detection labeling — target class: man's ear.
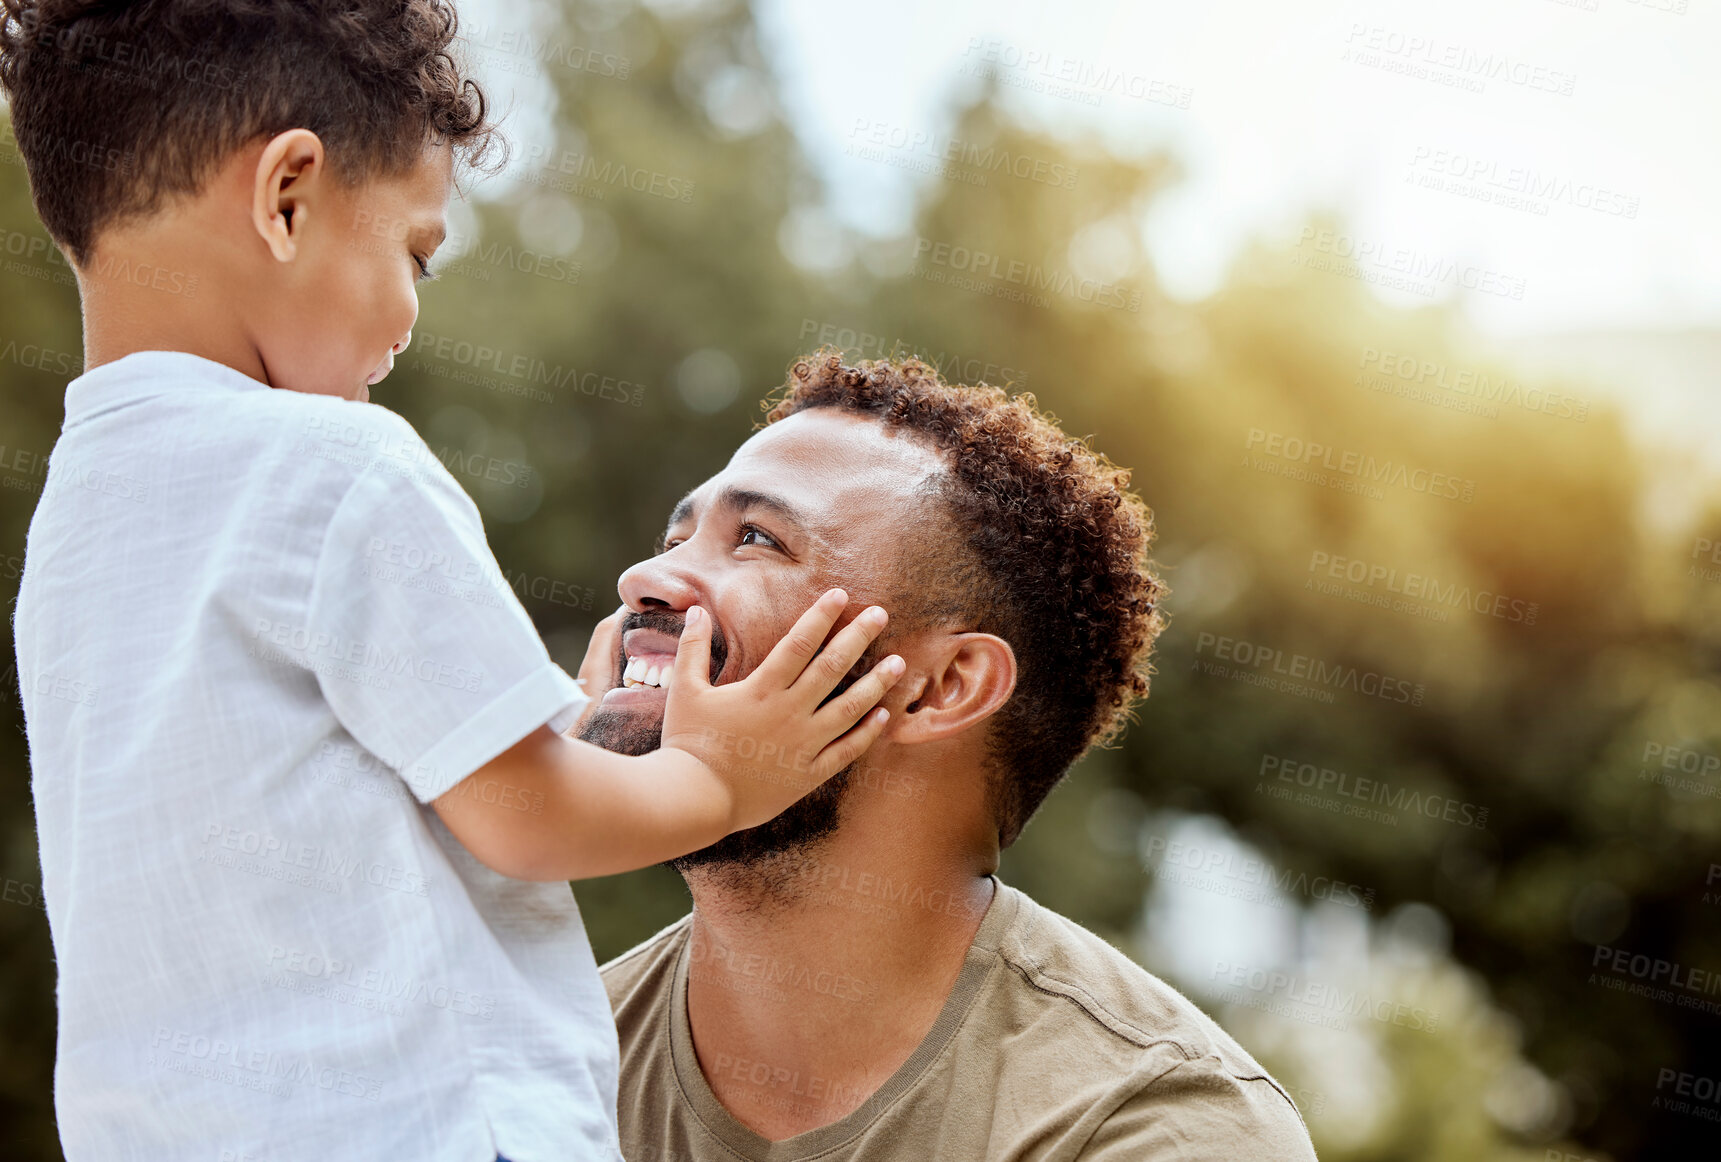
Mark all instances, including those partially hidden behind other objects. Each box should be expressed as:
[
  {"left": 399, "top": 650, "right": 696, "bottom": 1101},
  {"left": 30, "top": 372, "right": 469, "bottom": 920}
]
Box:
[
  {"left": 889, "top": 633, "right": 1016, "bottom": 745},
  {"left": 250, "top": 129, "right": 326, "bottom": 263}
]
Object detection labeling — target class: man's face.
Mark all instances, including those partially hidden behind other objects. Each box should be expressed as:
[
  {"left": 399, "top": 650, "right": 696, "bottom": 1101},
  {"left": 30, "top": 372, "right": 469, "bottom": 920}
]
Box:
[{"left": 580, "top": 409, "right": 947, "bottom": 866}]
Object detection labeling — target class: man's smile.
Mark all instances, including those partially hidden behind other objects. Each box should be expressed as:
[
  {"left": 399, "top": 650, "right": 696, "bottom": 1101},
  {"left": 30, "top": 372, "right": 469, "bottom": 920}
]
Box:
[{"left": 600, "top": 612, "right": 730, "bottom": 707}]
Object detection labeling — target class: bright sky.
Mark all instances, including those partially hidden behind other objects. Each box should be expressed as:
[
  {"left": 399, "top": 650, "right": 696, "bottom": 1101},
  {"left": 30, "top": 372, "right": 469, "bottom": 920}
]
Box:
[
  {"left": 450, "top": 0, "right": 1719, "bottom": 487},
  {"left": 755, "top": 0, "right": 1718, "bottom": 338}
]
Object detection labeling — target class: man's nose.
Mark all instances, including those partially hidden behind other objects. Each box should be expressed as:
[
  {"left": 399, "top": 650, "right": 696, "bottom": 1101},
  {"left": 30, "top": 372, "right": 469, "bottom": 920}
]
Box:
[{"left": 618, "top": 551, "right": 701, "bottom": 613}]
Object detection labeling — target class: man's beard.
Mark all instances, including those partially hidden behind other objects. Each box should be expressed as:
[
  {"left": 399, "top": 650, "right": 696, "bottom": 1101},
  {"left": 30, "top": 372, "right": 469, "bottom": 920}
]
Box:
[{"left": 577, "top": 608, "right": 853, "bottom": 870}]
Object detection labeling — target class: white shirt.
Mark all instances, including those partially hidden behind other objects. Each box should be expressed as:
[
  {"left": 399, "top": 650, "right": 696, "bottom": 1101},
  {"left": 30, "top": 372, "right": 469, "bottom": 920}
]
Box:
[{"left": 15, "top": 351, "right": 619, "bottom": 1162}]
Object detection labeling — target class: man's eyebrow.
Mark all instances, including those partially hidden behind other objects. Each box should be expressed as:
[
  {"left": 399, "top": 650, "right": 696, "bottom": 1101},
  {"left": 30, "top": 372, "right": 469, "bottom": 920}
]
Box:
[
  {"left": 717, "top": 486, "right": 809, "bottom": 533},
  {"left": 661, "top": 486, "right": 812, "bottom": 540}
]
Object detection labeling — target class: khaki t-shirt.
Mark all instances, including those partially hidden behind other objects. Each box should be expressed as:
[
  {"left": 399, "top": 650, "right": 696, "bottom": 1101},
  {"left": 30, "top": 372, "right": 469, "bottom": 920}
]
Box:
[{"left": 600, "top": 880, "right": 1317, "bottom": 1161}]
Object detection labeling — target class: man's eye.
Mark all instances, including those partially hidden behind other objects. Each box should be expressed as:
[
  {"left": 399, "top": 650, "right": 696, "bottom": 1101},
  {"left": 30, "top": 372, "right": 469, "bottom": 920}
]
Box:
[{"left": 739, "top": 526, "right": 779, "bottom": 549}]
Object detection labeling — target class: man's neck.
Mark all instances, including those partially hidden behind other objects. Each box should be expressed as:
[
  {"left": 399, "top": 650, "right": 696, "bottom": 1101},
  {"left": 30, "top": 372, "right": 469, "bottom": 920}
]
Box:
[{"left": 681, "top": 816, "right": 997, "bottom": 1141}]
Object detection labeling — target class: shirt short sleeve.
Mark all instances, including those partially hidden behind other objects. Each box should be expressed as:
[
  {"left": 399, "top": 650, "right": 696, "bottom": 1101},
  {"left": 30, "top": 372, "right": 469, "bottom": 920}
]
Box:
[
  {"left": 303, "top": 449, "right": 587, "bottom": 802},
  {"left": 1076, "top": 1061, "right": 1318, "bottom": 1161}
]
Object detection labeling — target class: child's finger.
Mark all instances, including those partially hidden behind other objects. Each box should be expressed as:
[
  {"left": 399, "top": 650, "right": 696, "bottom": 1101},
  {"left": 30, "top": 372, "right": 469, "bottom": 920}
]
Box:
[
  {"left": 670, "top": 605, "right": 713, "bottom": 691},
  {"left": 809, "top": 654, "right": 905, "bottom": 740},
  {"left": 749, "top": 589, "right": 850, "bottom": 689},
  {"left": 790, "top": 604, "right": 889, "bottom": 704},
  {"left": 577, "top": 605, "right": 627, "bottom": 696},
  {"left": 811, "top": 707, "right": 892, "bottom": 781}
]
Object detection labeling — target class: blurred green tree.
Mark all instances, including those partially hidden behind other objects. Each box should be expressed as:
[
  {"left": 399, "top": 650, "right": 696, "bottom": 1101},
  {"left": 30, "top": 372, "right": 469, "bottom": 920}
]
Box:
[{"left": 0, "top": 1, "right": 1716, "bottom": 1159}]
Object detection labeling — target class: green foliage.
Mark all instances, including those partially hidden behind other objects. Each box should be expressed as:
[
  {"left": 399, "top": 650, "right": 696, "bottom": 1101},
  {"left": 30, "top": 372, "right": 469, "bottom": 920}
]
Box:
[{"left": 0, "top": 1, "right": 1714, "bottom": 1158}]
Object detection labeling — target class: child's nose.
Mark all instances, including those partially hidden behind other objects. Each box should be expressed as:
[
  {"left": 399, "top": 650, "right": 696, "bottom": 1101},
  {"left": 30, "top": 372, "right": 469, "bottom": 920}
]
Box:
[{"left": 392, "top": 330, "right": 412, "bottom": 355}]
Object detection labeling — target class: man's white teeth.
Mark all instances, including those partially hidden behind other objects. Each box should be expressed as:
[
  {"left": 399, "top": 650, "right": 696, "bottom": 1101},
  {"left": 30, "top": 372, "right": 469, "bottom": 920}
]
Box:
[{"left": 622, "top": 656, "right": 668, "bottom": 690}]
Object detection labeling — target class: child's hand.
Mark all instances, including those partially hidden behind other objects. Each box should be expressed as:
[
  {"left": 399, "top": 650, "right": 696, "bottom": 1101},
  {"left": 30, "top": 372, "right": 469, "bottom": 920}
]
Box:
[
  {"left": 567, "top": 605, "right": 626, "bottom": 735},
  {"left": 659, "top": 589, "right": 904, "bottom": 832}
]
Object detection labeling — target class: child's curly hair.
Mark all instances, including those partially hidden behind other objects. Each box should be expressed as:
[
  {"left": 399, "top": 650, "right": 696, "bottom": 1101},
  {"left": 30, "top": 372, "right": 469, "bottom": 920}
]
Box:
[
  {"left": 765, "top": 350, "right": 1167, "bottom": 846},
  {"left": 0, "top": 0, "right": 500, "bottom": 264}
]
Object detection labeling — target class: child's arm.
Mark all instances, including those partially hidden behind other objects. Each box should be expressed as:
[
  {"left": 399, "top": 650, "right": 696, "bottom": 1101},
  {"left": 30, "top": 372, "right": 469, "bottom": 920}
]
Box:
[{"left": 431, "top": 590, "right": 902, "bottom": 881}]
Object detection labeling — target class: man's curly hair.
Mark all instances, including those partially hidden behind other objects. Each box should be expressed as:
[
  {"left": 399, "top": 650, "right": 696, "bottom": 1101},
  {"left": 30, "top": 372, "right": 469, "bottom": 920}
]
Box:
[
  {"left": 766, "top": 350, "right": 1166, "bottom": 847},
  {"left": 0, "top": 0, "right": 498, "bottom": 265}
]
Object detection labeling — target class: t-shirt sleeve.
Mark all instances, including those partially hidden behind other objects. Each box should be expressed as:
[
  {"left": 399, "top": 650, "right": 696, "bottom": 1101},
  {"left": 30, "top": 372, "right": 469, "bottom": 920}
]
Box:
[
  {"left": 303, "top": 452, "right": 587, "bottom": 803},
  {"left": 1076, "top": 1060, "right": 1318, "bottom": 1161}
]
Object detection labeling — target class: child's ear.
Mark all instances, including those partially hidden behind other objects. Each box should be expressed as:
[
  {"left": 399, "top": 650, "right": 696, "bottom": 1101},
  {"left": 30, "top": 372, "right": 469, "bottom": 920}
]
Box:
[{"left": 250, "top": 129, "right": 326, "bottom": 263}]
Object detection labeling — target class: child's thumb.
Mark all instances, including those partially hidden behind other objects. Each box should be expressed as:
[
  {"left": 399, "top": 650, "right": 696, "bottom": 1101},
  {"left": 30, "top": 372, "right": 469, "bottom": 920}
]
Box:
[{"left": 671, "top": 606, "right": 713, "bottom": 690}]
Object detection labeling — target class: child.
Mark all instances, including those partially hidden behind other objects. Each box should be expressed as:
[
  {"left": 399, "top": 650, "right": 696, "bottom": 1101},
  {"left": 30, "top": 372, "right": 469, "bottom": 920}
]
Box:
[{"left": 1, "top": 2, "right": 903, "bottom": 1159}]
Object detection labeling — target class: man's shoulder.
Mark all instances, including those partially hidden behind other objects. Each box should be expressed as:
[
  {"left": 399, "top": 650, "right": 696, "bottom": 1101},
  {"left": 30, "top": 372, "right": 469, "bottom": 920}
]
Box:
[
  {"left": 989, "top": 884, "right": 1246, "bottom": 1059},
  {"left": 984, "top": 884, "right": 1311, "bottom": 1140},
  {"left": 599, "top": 913, "right": 693, "bottom": 1015}
]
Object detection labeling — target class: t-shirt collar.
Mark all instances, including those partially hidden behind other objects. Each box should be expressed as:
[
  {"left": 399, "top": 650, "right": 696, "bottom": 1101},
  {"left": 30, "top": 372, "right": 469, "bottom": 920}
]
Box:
[
  {"left": 63, "top": 350, "right": 270, "bottom": 430},
  {"left": 667, "top": 876, "right": 1016, "bottom": 1161}
]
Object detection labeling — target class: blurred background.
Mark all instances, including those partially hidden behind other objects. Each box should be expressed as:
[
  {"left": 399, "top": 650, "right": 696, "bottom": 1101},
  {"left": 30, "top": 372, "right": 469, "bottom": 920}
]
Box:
[{"left": 3, "top": 0, "right": 1719, "bottom": 1157}]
